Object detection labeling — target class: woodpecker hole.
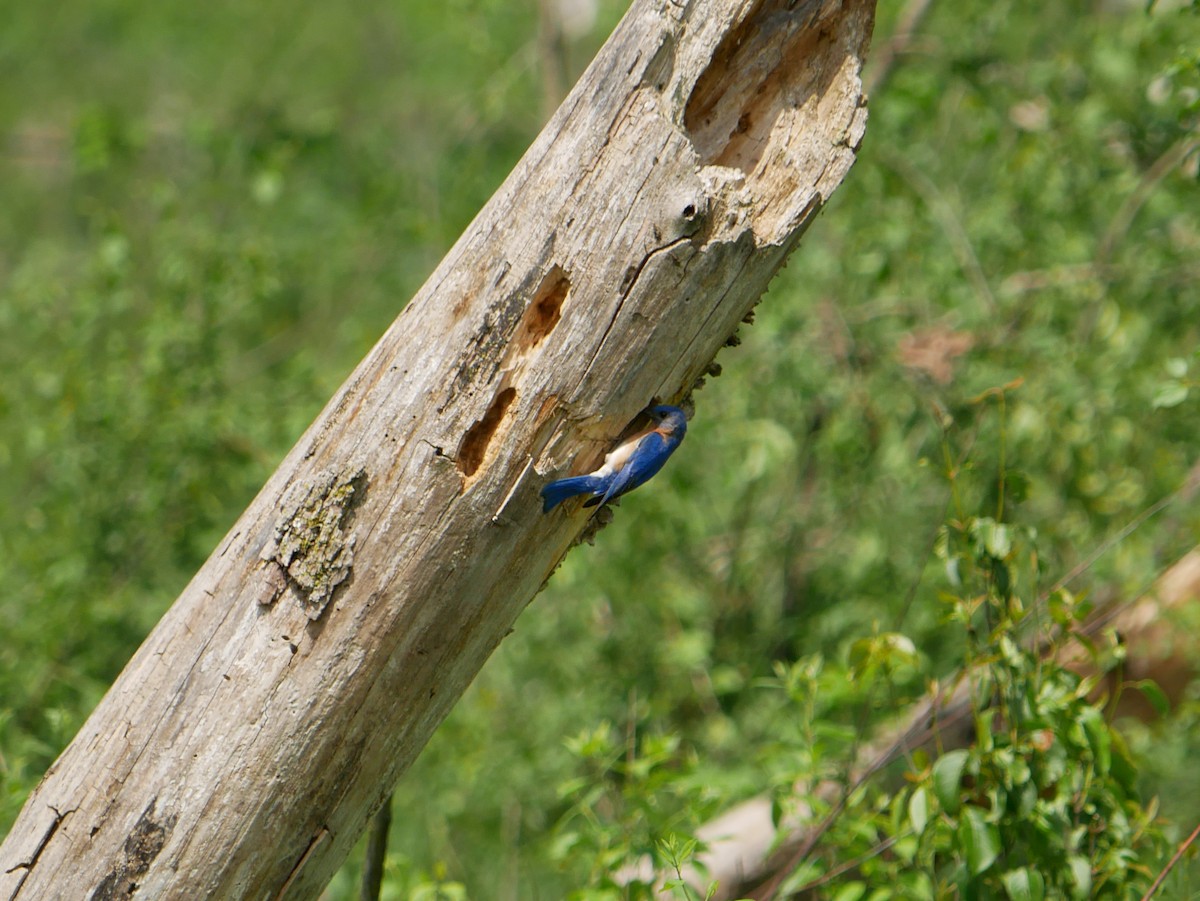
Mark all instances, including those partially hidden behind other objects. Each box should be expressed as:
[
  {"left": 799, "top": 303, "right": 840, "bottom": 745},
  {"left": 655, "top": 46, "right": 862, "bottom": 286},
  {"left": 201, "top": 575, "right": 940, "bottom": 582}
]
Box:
[
  {"left": 685, "top": 0, "right": 829, "bottom": 175},
  {"left": 457, "top": 387, "right": 517, "bottom": 477},
  {"left": 515, "top": 266, "right": 570, "bottom": 351},
  {"left": 681, "top": 0, "right": 871, "bottom": 244}
]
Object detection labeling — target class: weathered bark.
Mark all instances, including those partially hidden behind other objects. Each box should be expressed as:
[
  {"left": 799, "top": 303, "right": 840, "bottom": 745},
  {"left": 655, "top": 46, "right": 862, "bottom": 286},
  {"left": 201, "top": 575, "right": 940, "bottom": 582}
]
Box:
[{"left": 0, "top": 1, "right": 875, "bottom": 897}]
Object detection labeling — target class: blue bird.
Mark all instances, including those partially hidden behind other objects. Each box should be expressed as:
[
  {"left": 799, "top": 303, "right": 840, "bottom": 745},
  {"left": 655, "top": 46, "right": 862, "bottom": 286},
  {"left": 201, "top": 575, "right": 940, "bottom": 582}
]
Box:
[{"left": 541, "top": 405, "right": 688, "bottom": 512}]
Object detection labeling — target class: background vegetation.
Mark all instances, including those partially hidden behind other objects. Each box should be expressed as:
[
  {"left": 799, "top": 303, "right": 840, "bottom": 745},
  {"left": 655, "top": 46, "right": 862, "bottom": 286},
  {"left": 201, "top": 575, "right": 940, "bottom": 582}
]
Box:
[{"left": 1, "top": 0, "right": 1198, "bottom": 897}]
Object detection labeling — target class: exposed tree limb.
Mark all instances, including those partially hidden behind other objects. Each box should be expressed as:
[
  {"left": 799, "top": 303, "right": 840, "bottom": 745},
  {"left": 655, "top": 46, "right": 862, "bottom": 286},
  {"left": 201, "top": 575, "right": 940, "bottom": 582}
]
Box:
[{"left": 0, "top": 1, "right": 875, "bottom": 897}]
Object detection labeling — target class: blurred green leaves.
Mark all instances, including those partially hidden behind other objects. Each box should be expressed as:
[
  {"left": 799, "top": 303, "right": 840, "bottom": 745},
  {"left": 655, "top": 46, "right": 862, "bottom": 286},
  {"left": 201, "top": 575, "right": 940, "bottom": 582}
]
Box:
[{"left": 2, "top": 0, "right": 1200, "bottom": 897}]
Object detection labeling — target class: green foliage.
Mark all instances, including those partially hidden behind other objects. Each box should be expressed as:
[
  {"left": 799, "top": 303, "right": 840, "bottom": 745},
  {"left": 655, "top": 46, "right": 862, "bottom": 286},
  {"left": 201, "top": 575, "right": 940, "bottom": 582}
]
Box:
[
  {"left": 892, "top": 441, "right": 1168, "bottom": 899},
  {"left": 3, "top": 0, "right": 1200, "bottom": 898},
  {"left": 552, "top": 722, "right": 718, "bottom": 899}
]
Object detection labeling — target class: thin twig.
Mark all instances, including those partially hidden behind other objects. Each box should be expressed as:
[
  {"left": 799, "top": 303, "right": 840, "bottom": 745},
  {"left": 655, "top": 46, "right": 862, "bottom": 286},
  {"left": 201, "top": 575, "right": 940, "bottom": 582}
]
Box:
[
  {"left": 1140, "top": 821, "right": 1200, "bottom": 901},
  {"left": 789, "top": 832, "right": 904, "bottom": 894},
  {"left": 864, "top": 0, "right": 936, "bottom": 95},
  {"left": 360, "top": 794, "right": 394, "bottom": 901},
  {"left": 1042, "top": 488, "right": 1182, "bottom": 602},
  {"left": 1097, "top": 135, "right": 1200, "bottom": 267},
  {"left": 884, "top": 153, "right": 997, "bottom": 313}
]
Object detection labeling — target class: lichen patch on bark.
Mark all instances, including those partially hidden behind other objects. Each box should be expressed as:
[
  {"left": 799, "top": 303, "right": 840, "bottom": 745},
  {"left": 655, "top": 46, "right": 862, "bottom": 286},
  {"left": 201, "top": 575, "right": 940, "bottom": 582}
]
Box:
[{"left": 258, "top": 467, "right": 368, "bottom": 620}]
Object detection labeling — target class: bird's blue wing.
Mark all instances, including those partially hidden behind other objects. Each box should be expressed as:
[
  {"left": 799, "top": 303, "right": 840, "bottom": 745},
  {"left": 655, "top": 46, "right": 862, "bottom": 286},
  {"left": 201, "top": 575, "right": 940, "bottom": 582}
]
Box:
[{"left": 591, "top": 432, "right": 671, "bottom": 506}]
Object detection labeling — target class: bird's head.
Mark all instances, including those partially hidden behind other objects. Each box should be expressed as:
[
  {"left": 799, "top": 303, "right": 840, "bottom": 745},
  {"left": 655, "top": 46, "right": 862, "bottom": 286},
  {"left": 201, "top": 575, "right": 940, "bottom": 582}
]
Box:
[{"left": 649, "top": 405, "right": 688, "bottom": 438}]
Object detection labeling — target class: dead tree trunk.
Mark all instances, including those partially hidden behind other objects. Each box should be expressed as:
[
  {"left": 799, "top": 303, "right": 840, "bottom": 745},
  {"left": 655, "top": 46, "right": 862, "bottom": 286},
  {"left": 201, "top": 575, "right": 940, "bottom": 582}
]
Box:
[{"left": 0, "top": 1, "right": 875, "bottom": 897}]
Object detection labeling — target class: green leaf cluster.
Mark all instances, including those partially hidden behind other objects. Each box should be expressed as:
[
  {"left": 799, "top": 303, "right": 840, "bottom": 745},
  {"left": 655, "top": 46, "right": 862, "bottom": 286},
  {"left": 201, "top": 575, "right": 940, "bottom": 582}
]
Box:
[
  {"left": 552, "top": 723, "right": 719, "bottom": 900},
  {"left": 895, "top": 509, "right": 1167, "bottom": 899}
]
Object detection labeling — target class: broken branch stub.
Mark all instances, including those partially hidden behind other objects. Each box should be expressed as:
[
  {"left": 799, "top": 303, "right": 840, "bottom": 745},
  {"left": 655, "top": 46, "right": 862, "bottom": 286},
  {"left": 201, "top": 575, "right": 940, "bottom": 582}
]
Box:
[{"left": 0, "top": 0, "right": 875, "bottom": 898}]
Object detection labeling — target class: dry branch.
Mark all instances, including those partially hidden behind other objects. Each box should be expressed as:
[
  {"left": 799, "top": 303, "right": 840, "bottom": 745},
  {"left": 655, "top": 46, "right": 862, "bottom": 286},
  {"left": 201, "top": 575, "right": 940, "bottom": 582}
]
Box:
[{"left": 0, "top": 1, "right": 875, "bottom": 898}]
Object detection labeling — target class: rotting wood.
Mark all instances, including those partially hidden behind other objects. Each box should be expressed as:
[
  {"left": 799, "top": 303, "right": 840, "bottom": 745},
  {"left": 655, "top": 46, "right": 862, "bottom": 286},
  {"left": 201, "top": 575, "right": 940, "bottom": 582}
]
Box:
[{"left": 0, "top": 1, "right": 876, "bottom": 897}]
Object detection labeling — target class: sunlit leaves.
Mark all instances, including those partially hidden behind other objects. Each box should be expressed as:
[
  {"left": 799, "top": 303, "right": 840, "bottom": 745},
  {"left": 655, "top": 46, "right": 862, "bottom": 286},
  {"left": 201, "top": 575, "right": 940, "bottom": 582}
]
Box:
[
  {"left": 959, "top": 806, "right": 1001, "bottom": 876},
  {"left": 1001, "top": 866, "right": 1046, "bottom": 901},
  {"left": 932, "top": 750, "right": 970, "bottom": 817}
]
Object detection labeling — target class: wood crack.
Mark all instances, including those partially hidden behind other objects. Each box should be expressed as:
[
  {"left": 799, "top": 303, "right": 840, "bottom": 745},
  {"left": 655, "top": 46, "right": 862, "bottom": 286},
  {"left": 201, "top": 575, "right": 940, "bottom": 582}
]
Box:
[
  {"left": 273, "top": 827, "right": 329, "bottom": 901},
  {"left": 4, "top": 805, "right": 74, "bottom": 899},
  {"left": 582, "top": 234, "right": 696, "bottom": 382}
]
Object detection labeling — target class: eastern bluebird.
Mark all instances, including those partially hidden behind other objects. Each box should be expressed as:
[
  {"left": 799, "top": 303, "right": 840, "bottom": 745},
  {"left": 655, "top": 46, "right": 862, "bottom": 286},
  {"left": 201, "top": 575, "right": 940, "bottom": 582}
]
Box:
[{"left": 541, "top": 405, "right": 688, "bottom": 512}]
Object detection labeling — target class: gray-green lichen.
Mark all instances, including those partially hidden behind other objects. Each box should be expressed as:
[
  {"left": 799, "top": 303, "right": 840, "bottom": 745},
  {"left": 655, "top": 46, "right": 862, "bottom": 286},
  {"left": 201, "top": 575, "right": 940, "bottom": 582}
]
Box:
[{"left": 258, "top": 467, "right": 368, "bottom": 620}]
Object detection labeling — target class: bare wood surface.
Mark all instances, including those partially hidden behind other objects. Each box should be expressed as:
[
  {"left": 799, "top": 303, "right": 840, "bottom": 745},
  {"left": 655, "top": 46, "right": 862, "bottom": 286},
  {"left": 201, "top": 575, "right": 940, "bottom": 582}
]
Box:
[{"left": 0, "top": 1, "right": 875, "bottom": 898}]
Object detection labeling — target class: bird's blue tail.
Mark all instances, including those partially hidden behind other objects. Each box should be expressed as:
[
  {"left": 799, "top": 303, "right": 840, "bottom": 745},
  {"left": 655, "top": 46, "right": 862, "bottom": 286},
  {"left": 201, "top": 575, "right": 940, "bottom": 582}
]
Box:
[{"left": 541, "top": 475, "right": 603, "bottom": 512}]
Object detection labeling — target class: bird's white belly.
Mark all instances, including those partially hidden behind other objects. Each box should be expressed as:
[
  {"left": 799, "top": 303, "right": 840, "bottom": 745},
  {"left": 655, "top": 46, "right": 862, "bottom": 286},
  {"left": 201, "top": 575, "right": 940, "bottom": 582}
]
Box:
[{"left": 593, "top": 433, "right": 646, "bottom": 477}]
